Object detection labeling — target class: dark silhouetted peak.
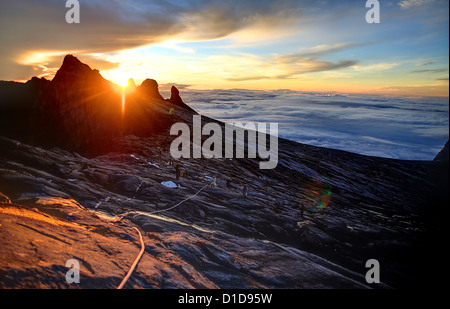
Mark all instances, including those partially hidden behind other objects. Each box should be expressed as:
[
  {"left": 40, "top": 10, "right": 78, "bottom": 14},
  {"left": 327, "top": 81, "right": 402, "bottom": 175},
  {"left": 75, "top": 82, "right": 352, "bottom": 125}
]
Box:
[
  {"left": 63, "top": 54, "right": 82, "bottom": 66},
  {"left": 165, "top": 85, "right": 195, "bottom": 112},
  {"left": 28, "top": 76, "right": 48, "bottom": 83},
  {"left": 434, "top": 140, "right": 449, "bottom": 162},
  {"left": 51, "top": 54, "right": 105, "bottom": 86},
  {"left": 139, "top": 79, "right": 164, "bottom": 101},
  {"left": 26, "top": 76, "right": 50, "bottom": 88},
  {"left": 169, "top": 86, "right": 182, "bottom": 104}
]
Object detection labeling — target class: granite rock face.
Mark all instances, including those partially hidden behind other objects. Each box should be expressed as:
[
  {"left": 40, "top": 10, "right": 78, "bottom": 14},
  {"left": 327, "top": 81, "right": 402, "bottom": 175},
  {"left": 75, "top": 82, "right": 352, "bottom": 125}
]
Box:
[{"left": 0, "top": 131, "right": 447, "bottom": 289}]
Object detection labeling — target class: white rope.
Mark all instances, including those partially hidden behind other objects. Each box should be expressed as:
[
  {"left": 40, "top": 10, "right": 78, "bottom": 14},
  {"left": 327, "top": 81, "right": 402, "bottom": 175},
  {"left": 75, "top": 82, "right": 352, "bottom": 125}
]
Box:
[
  {"left": 116, "top": 181, "right": 212, "bottom": 289},
  {"left": 133, "top": 180, "right": 146, "bottom": 198},
  {"left": 117, "top": 227, "right": 145, "bottom": 289},
  {"left": 141, "top": 181, "right": 212, "bottom": 216}
]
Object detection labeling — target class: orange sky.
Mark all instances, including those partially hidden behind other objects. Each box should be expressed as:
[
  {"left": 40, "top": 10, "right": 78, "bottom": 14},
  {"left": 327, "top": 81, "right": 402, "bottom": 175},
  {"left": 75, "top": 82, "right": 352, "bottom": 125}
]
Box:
[{"left": 1, "top": 0, "right": 448, "bottom": 97}]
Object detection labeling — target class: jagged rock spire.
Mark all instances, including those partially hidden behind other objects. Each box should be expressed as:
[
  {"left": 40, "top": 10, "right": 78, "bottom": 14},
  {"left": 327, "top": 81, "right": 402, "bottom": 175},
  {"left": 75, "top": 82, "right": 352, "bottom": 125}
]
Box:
[{"left": 139, "top": 79, "right": 164, "bottom": 101}]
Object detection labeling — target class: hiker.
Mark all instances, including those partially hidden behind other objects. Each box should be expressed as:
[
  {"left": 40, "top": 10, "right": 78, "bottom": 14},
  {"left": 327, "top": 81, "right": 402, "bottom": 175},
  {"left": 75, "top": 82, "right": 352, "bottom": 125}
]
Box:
[
  {"left": 243, "top": 185, "right": 248, "bottom": 200},
  {"left": 175, "top": 165, "right": 180, "bottom": 180},
  {"left": 210, "top": 177, "right": 217, "bottom": 188},
  {"left": 300, "top": 202, "right": 306, "bottom": 218},
  {"left": 183, "top": 169, "right": 189, "bottom": 178}
]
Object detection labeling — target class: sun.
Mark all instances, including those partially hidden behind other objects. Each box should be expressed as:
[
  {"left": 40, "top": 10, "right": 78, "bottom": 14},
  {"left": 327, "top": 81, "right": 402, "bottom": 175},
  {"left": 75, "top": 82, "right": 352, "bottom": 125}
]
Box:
[
  {"left": 104, "top": 71, "right": 131, "bottom": 89},
  {"left": 116, "top": 76, "right": 130, "bottom": 89},
  {"left": 102, "top": 72, "right": 137, "bottom": 117}
]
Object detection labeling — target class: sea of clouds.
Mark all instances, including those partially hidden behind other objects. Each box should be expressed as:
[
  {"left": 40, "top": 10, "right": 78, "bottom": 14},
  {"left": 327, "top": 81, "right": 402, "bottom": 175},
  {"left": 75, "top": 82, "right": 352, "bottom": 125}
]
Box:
[{"left": 162, "top": 88, "right": 448, "bottom": 161}]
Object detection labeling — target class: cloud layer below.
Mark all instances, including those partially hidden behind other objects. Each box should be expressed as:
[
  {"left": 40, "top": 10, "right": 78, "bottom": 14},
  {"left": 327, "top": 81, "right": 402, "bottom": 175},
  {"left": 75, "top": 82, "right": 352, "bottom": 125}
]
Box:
[{"left": 177, "top": 89, "right": 449, "bottom": 160}]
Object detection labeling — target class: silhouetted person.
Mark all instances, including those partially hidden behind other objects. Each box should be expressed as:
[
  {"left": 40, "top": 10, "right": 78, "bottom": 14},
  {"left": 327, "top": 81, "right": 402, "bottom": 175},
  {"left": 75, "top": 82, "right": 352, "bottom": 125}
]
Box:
[
  {"left": 243, "top": 185, "right": 248, "bottom": 200},
  {"left": 175, "top": 165, "right": 180, "bottom": 180}
]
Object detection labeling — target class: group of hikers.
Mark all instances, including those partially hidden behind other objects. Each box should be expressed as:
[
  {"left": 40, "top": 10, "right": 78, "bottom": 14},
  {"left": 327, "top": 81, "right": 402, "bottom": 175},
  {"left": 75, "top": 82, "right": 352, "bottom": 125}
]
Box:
[{"left": 169, "top": 160, "right": 323, "bottom": 215}]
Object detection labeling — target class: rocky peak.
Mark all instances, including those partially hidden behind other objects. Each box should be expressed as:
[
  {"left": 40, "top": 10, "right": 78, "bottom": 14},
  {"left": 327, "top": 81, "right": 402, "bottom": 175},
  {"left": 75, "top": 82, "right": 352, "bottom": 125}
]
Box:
[
  {"left": 168, "top": 85, "right": 183, "bottom": 105},
  {"left": 139, "top": 79, "right": 164, "bottom": 101},
  {"left": 166, "top": 85, "right": 195, "bottom": 112},
  {"left": 26, "top": 76, "right": 49, "bottom": 85},
  {"left": 51, "top": 55, "right": 105, "bottom": 86}
]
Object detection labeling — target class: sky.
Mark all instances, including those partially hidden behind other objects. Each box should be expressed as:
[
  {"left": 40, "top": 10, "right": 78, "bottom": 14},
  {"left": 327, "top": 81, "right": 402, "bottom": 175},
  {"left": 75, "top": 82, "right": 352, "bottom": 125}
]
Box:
[{"left": 0, "top": 0, "right": 448, "bottom": 97}]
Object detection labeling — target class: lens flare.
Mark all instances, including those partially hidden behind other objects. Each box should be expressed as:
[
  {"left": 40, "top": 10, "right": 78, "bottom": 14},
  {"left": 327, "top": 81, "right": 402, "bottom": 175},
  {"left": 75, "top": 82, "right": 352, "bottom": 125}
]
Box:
[
  {"left": 301, "top": 176, "right": 332, "bottom": 211},
  {"left": 121, "top": 88, "right": 125, "bottom": 116}
]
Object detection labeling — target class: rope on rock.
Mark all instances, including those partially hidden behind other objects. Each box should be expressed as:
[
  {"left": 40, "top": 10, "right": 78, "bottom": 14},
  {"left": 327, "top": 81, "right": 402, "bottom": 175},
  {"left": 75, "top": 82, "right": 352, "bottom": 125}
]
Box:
[
  {"left": 112, "top": 180, "right": 213, "bottom": 220},
  {"left": 110, "top": 180, "right": 213, "bottom": 289},
  {"left": 143, "top": 181, "right": 212, "bottom": 216},
  {"left": 117, "top": 227, "right": 145, "bottom": 289}
]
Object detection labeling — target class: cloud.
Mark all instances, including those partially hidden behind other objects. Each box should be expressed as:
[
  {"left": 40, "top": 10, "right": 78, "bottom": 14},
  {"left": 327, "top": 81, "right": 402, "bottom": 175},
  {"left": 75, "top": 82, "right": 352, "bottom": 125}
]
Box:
[
  {"left": 178, "top": 0, "right": 305, "bottom": 40},
  {"left": 0, "top": 0, "right": 175, "bottom": 79},
  {"left": 181, "top": 88, "right": 449, "bottom": 160},
  {"left": 399, "top": 0, "right": 435, "bottom": 9},
  {"left": 353, "top": 62, "right": 402, "bottom": 71},
  {"left": 13, "top": 50, "right": 121, "bottom": 80},
  {"left": 159, "top": 83, "right": 192, "bottom": 91},
  {"left": 222, "top": 42, "right": 365, "bottom": 82},
  {"left": 411, "top": 68, "right": 448, "bottom": 73},
  {"left": 1, "top": 0, "right": 448, "bottom": 98},
  {"left": 370, "top": 82, "right": 449, "bottom": 96},
  {"left": 420, "top": 61, "right": 434, "bottom": 66},
  {"left": 0, "top": 0, "right": 308, "bottom": 80},
  {"left": 225, "top": 60, "right": 358, "bottom": 82},
  {"left": 276, "top": 42, "right": 371, "bottom": 63}
]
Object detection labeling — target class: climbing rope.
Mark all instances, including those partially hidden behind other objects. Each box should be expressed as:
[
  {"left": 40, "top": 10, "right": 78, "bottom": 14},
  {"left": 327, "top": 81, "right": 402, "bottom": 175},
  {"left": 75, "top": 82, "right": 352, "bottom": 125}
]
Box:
[
  {"left": 117, "top": 227, "right": 145, "bottom": 289},
  {"left": 94, "top": 179, "right": 212, "bottom": 289},
  {"left": 142, "top": 181, "right": 212, "bottom": 216},
  {"left": 109, "top": 180, "right": 213, "bottom": 220},
  {"left": 115, "top": 180, "right": 213, "bottom": 288}
]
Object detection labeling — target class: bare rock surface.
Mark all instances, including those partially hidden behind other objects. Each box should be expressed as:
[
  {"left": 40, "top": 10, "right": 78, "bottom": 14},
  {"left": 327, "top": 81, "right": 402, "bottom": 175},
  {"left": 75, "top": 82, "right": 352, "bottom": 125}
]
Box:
[{"left": 0, "top": 133, "right": 447, "bottom": 289}]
